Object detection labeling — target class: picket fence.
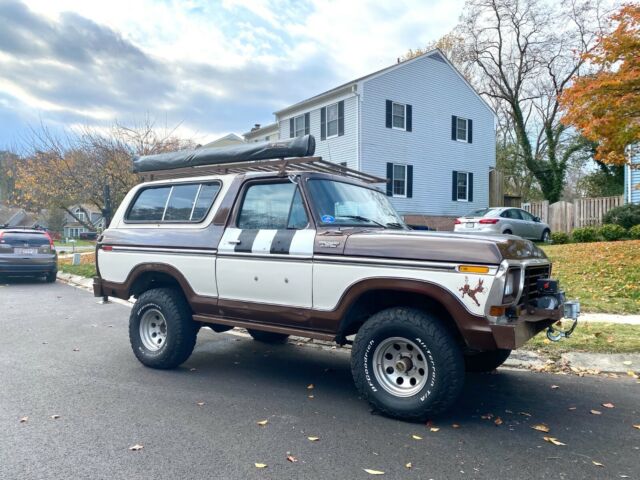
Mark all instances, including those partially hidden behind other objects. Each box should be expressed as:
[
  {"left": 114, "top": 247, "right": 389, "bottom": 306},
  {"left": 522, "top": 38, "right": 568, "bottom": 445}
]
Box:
[{"left": 522, "top": 195, "right": 624, "bottom": 233}]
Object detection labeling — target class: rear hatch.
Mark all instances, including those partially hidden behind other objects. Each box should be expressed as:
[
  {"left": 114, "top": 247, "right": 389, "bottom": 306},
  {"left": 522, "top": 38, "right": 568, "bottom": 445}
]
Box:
[{"left": 0, "top": 231, "right": 55, "bottom": 256}]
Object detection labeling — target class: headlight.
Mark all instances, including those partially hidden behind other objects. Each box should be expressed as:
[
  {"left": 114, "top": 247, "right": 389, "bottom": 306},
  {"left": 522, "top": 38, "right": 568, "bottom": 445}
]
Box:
[{"left": 502, "top": 268, "right": 521, "bottom": 303}]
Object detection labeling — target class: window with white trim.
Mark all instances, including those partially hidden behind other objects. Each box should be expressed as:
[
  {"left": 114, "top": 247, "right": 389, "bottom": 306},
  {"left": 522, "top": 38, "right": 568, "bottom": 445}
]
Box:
[
  {"left": 456, "top": 117, "right": 468, "bottom": 142},
  {"left": 74, "top": 207, "right": 85, "bottom": 222},
  {"left": 392, "top": 102, "right": 406, "bottom": 130},
  {"left": 392, "top": 164, "right": 407, "bottom": 197},
  {"left": 294, "top": 114, "right": 306, "bottom": 137},
  {"left": 326, "top": 103, "right": 339, "bottom": 138},
  {"left": 456, "top": 171, "right": 469, "bottom": 201}
]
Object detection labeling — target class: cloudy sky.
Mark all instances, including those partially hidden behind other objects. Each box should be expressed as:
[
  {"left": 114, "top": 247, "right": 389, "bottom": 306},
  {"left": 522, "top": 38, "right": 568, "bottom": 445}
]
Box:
[{"left": 0, "top": 0, "right": 464, "bottom": 147}]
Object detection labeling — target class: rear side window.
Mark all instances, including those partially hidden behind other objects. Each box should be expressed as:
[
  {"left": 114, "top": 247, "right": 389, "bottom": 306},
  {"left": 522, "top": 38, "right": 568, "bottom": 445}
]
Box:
[{"left": 126, "top": 182, "right": 221, "bottom": 223}]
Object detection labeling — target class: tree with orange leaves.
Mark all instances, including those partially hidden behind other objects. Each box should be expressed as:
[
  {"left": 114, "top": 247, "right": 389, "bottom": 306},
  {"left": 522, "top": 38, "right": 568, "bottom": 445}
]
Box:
[{"left": 560, "top": 4, "right": 640, "bottom": 165}]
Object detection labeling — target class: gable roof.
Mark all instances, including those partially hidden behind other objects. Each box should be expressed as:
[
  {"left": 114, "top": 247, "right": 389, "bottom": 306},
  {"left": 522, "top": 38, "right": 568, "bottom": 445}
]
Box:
[{"left": 274, "top": 49, "right": 495, "bottom": 118}]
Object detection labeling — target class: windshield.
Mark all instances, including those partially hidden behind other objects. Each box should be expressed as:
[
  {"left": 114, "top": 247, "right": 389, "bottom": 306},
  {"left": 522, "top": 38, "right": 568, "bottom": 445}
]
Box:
[{"left": 306, "top": 179, "right": 406, "bottom": 228}]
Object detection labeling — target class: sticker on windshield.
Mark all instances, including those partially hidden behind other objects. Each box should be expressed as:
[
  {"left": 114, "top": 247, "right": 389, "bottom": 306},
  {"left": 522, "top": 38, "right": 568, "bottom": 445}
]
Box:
[{"left": 321, "top": 215, "right": 335, "bottom": 224}]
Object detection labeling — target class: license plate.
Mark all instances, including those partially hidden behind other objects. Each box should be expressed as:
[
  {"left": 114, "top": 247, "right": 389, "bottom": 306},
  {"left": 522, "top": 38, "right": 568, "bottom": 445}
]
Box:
[
  {"left": 465, "top": 223, "right": 475, "bottom": 228},
  {"left": 14, "top": 248, "right": 37, "bottom": 255}
]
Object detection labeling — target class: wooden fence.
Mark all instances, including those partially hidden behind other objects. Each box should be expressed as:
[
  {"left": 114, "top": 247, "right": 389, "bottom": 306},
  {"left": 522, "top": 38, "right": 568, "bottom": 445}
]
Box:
[{"left": 522, "top": 195, "right": 624, "bottom": 233}]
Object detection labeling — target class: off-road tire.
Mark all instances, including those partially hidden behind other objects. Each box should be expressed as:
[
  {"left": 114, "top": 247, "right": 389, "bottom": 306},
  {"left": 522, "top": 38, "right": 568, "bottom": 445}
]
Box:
[
  {"left": 464, "top": 349, "right": 511, "bottom": 372},
  {"left": 129, "top": 287, "right": 198, "bottom": 369},
  {"left": 351, "top": 307, "right": 465, "bottom": 421},
  {"left": 45, "top": 272, "right": 57, "bottom": 283},
  {"left": 247, "top": 329, "right": 289, "bottom": 344}
]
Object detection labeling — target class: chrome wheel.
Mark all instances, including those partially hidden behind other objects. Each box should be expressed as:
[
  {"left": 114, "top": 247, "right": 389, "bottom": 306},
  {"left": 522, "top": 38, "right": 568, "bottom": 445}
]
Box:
[
  {"left": 139, "top": 308, "right": 167, "bottom": 351},
  {"left": 373, "top": 337, "right": 428, "bottom": 397}
]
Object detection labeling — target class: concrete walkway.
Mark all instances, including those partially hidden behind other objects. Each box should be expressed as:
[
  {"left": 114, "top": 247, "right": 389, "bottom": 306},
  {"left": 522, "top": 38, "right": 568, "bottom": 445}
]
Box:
[{"left": 580, "top": 312, "right": 640, "bottom": 325}]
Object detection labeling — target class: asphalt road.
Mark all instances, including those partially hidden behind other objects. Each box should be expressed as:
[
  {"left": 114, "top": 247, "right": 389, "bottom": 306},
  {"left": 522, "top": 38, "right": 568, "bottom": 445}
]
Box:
[{"left": 1, "top": 280, "right": 639, "bottom": 480}]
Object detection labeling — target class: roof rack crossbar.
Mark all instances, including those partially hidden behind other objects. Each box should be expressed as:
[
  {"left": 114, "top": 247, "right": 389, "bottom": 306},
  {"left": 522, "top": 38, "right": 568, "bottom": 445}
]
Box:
[{"left": 139, "top": 156, "right": 386, "bottom": 184}]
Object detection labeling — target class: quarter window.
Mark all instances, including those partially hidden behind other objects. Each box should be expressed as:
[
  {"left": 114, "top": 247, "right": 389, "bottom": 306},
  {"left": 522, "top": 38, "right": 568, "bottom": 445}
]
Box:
[
  {"left": 238, "top": 182, "right": 308, "bottom": 230},
  {"left": 456, "top": 117, "right": 468, "bottom": 142},
  {"left": 456, "top": 172, "right": 469, "bottom": 201},
  {"left": 392, "top": 102, "right": 406, "bottom": 130},
  {"left": 392, "top": 164, "right": 407, "bottom": 197},
  {"left": 326, "top": 103, "right": 339, "bottom": 138}
]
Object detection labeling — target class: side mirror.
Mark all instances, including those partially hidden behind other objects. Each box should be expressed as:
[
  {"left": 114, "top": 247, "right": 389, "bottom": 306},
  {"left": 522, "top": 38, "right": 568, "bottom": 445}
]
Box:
[{"left": 534, "top": 216, "right": 541, "bottom": 222}]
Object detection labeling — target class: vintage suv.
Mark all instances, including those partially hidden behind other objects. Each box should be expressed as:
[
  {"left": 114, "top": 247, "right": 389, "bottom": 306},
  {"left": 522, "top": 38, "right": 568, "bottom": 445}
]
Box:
[{"left": 94, "top": 135, "right": 578, "bottom": 420}]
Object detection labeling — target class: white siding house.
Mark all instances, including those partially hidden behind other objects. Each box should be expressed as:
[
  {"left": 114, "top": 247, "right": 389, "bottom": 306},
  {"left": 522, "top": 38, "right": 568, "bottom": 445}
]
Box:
[
  {"left": 624, "top": 148, "right": 640, "bottom": 204},
  {"left": 269, "top": 50, "right": 496, "bottom": 227},
  {"left": 244, "top": 123, "right": 279, "bottom": 143}
]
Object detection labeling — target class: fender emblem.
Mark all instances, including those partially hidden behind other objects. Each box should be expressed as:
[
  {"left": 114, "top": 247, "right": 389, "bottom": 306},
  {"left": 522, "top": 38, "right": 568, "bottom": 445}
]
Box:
[{"left": 318, "top": 240, "right": 341, "bottom": 248}]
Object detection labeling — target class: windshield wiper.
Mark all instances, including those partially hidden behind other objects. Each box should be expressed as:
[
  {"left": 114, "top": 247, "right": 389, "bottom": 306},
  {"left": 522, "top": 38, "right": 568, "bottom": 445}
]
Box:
[
  {"left": 338, "top": 215, "right": 386, "bottom": 228},
  {"left": 385, "top": 222, "right": 406, "bottom": 229}
]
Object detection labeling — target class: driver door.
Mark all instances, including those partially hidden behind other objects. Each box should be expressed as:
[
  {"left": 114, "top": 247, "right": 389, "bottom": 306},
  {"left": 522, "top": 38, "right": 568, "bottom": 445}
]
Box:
[{"left": 216, "top": 179, "right": 315, "bottom": 316}]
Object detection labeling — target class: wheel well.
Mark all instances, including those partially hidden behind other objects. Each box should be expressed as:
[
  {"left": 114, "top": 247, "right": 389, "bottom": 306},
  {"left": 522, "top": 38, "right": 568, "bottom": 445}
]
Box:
[
  {"left": 337, "top": 289, "right": 464, "bottom": 344},
  {"left": 503, "top": 229, "right": 512, "bottom": 234},
  {"left": 129, "top": 271, "right": 184, "bottom": 299}
]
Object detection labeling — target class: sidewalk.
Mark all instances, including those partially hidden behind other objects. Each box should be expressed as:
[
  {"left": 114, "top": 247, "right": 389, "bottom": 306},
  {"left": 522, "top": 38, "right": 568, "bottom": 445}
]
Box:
[{"left": 579, "top": 312, "right": 640, "bottom": 325}]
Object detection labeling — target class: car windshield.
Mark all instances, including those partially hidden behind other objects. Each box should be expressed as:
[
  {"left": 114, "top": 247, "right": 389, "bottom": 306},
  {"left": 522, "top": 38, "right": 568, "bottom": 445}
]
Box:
[
  {"left": 465, "top": 208, "right": 496, "bottom": 218},
  {"left": 306, "top": 179, "right": 406, "bottom": 228}
]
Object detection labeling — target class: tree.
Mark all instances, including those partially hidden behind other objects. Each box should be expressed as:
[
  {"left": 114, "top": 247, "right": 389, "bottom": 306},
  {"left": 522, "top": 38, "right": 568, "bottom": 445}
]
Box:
[
  {"left": 560, "top": 4, "right": 640, "bottom": 165},
  {"left": 13, "top": 119, "right": 193, "bottom": 230},
  {"left": 460, "top": 0, "right": 605, "bottom": 202},
  {"left": 45, "top": 207, "right": 66, "bottom": 235},
  {"left": 400, "top": 31, "right": 475, "bottom": 81},
  {"left": 0, "top": 151, "right": 19, "bottom": 204}
]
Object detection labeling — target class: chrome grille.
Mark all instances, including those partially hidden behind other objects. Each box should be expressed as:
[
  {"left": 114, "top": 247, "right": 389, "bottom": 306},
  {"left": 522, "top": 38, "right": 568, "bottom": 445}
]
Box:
[{"left": 522, "top": 264, "right": 552, "bottom": 303}]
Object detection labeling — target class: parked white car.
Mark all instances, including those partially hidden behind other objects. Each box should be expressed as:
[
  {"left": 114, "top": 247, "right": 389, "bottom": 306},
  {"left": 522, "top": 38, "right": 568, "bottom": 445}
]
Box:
[{"left": 454, "top": 207, "right": 551, "bottom": 242}]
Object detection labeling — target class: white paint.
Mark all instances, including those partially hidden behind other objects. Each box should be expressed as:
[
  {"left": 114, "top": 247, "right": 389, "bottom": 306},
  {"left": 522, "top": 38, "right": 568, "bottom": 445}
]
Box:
[
  {"left": 218, "top": 227, "right": 242, "bottom": 253},
  {"left": 97, "top": 250, "right": 217, "bottom": 297},
  {"left": 289, "top": 229, "right": 316, "bottom": 255},
  {"left": 252, "top": 229, "right": 278, "bottom": 254}
]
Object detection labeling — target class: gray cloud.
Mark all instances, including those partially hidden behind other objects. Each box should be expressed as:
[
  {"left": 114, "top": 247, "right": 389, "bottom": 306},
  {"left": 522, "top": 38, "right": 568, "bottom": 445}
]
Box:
[{"left": 0, "top": 0, "right": 339, "bottom": 143}]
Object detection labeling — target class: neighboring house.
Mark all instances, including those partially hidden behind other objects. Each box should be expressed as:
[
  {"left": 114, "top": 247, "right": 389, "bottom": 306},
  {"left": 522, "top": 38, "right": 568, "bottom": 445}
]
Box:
[
  {"left": 624, "top": 149, "right": 639, "bottom": 204},
  {"left": 265, "top": 49, "right": 495, "bottom": 229},
  {"left": 63, "top": 205, "right": 105, "bottom": 238},
  {"left": 0, "top": 205, "right": 36, "bottom": 227},
  {"left": 203, "top": 133, "right": 245, "bottom": 148},
  {"left": 243, "top": 123, "right": 279, "bottom": 143}
]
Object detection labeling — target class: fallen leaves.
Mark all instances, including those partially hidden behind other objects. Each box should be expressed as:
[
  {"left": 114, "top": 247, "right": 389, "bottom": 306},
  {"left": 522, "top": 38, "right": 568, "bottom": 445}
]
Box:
[
  {"left": 532, "top": 424, "right": 550, "bottom": 433},
  {"left": 129, "top": 444, "right": 144, "bottom": 451},
  {"left": 286, "top": 455, "right": 298, "bottom": 463},
  {"left": 19, "top": 416, "right": 28, "bottom": 423},
  {"left": 551, "top": 385, "right": 559, "bottom": 389},
  {"left": 430, "top": 427, "right": 440, "bottom": 432},
  {"left": 411, "top": 434, "right": 423, "bottom": 440},
  {"left": 452, "top": 423, "right": 461, "bottom": 429},
  {"left": 494, "top": 417, "right": 503, "bottom": 426},
  {"left": 196, "top": 402, "right": 205, "bottom": 407},
  {"left": 256, "top": 419, "right": 268, "bottom": 426},
  {"left": 543, "top": 436, "right": 566, "bottom": 446},
  {"left": 590, "top": 409, "right": 602, "bottom": 415},
  {"left": 601, "top": 402, "right": 615, "bottom": 409},
  {"left": 592, "top": 461, "right": 605, "bottom": 467},
  {"left": 405, "top": 462, "right": 412, "bottom": 469},
  {"left": 254, "top": 463, "right": 267, "bottom": 469},
  {"left": 307, "top": 384, "right": 314, "bottom": 390},
  {"left": 72, "top": 347, "right": 80, "bottom": 352},
  {"left": 363, "top": 469, "right": 385, "bottom": 475},
  {"left": 633, "top": 424, "right": 640, "bottom": 430},
  {"left": 307, "top": 436, "right": 319, "bottom": 442},
  {"left": 50, "top": 415, "right": 61, "bottom": 420}
]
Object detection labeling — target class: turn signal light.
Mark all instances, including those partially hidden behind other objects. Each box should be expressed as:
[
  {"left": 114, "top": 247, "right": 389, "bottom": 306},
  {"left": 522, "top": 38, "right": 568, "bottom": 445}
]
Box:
[
  {"left": 479, "top": 218, "right": 499, "bottom": 224},
  {"left": 490, "top": 306, "right": 506, "bottom": 316},
  {"left": 459, "top": 265, "right": 490, "bottom": 274}
]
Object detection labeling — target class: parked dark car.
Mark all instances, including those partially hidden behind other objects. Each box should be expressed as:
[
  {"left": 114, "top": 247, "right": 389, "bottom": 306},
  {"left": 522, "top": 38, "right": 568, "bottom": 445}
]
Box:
[
  {"left": 79, "top": 232, "right": 98, "bottom": 240},
  {"left": 0, "top": 228, "right": 57, "bottom": 282}
]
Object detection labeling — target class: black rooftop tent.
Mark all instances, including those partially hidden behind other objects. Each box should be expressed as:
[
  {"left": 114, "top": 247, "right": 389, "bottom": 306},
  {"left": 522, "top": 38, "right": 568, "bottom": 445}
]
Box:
[{"left": 132, "top": 135, "right": 316, "bottom": 173}]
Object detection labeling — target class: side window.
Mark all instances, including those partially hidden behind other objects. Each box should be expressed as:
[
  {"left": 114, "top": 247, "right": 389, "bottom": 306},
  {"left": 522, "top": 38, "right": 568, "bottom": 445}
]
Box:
[
  {"left": 164, "top": 184, "right": 200, "bottom": 221},
  {"left": 127, "top": 187, "right": 172, "bottom": 221},
  {"left": 504, "top": 209, "right": 523, "bottom": 220},
  {"left": 191, "top": 184, "right": 221, "bottom": 221},
  {"left": 238, "top": 183, "right": 308, "bottom": 230},
  {"left": 520, "top": 210, "right": 534, "bottom": 221}
]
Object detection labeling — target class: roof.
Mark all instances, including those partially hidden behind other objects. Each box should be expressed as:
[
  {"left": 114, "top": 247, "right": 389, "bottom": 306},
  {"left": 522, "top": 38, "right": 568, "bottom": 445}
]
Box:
[
  {"left": 203, "top": 133, "right": 245, "bottom": 148},
  {"left": 274, "top": 49, "right": 495, "bottom": 117},
  {"left": 242, "top": 122, "right": 279, "bottom": 138}
]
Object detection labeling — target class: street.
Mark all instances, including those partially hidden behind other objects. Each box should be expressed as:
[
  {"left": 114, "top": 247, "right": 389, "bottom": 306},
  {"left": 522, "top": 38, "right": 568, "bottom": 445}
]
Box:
[{"left": 1, "top": 281, "right": 638, "bottom": 480}]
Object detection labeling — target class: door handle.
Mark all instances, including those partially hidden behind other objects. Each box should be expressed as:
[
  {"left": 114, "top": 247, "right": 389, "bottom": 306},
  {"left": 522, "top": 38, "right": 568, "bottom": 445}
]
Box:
[{"left": 228, "top": 240, "right": 241, "bottom": 245}]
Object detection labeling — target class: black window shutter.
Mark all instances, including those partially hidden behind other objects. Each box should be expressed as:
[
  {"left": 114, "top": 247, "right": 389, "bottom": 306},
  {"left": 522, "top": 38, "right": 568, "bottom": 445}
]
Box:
[
  {"left": 468, "top": 119, "right": 473, "bottom": 143},
  {"left": 289, "top": 118, "right": 294, "bottom": 138},
  {"left": 407, "top": 165, "right": 413, "bottom": 198},
  {"left": 452, "top": 170, "right": 458, "bottom": 201},
  {"left": 304, "top": 113, "right": 310, "bottom": 135},
  {"left": 320, "top": 107, "right": 327, "bottom": 140},
  {"left": 468, "top": 173, "right": 474, "bottom": 202},
  {"left": 386, "top": 100, "right": 392, "bottom": 128},
  {"left": 386, "top": 163, "right": 393, "bottom": 196},
  {"left": 406, "top": 105, "right": 412, "bottom": 132},
  {"left": 338, "top": 100, "right": 344, "bottom": 136},
  {"left": 451, "top": 116, "right": 457, "bottom": 140}
]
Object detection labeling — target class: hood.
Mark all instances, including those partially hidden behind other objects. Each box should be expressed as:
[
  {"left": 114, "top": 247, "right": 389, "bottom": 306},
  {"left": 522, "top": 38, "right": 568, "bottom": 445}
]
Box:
[{"left": 342, "top": 230, "right": 547, "bottom": 265}]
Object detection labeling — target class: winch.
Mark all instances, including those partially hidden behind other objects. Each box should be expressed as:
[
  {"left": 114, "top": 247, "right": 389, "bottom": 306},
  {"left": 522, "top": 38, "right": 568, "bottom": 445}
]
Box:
[{"left": 533, "top": 278, "right": 580, "bottom": 341}]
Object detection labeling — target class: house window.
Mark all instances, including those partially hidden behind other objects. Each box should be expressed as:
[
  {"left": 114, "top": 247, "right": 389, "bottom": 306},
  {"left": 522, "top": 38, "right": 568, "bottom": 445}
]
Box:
[
  {"left": 294, "top": 115, "right": 306, "bottom": 137},
  {"left": 326, "top": 103, "right": 339, "bottom": 138},
  {"left": 74, "top": 208, "right": 85, "bottom": 222},
  {"left": 392, "top": 164, "right": 407, "bottom": 197},
  {"left": 392, "top": 102, "right": 406, "bottom": 130},
  {"left": 456, "top": 172, "right": 469, "bottom": 201},
  {"left": 457, "top": 117, "right": 468, "bottom": 142}
]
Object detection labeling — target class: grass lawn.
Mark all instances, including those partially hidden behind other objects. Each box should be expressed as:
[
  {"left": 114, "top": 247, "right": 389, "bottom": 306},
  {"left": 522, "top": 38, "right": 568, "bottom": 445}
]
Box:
[
  {"left": 55, "top": 240, "right": 96, "bottom": 247},
  {"left": 523, "top": 322, "right": 640, "bottom": 355},
  {"left": 540, "top": 240, "right": 640, "bottom": 314},
  {"left": 59, "top": 252, "right": 96, "bottom": 278}
]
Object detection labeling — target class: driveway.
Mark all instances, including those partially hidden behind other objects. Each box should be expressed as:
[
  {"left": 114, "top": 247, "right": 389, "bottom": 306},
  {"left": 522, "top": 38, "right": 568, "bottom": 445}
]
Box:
[{"left": 1, "top": 281, "right": 638, "bottom": 479}]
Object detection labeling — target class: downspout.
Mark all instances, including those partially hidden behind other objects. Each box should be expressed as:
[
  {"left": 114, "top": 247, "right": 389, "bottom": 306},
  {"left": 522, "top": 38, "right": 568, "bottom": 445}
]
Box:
[{"left": 354, "top": 83, "right": 361, "bottom": 171}]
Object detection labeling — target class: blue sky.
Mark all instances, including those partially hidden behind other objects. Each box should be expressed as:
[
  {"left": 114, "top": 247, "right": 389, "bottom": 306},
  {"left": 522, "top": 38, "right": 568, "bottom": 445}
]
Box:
[{"left": 0, "top": 0, "right": 464, "bottom": 147}]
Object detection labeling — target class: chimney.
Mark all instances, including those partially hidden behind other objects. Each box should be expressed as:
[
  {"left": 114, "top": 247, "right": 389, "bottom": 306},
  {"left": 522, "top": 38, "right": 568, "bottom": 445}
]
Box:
[{"left": 251, "top": 123, "right": 261, "bottom": 132}]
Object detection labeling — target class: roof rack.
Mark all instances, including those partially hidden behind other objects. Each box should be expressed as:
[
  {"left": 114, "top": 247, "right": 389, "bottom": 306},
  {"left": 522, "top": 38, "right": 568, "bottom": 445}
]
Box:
[{"left": 139, "top": 156, "right": 387, "bottom": 184}]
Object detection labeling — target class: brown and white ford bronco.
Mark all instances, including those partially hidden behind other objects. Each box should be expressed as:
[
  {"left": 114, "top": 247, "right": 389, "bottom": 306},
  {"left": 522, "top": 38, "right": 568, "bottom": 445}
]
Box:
[{"left": 93, "top": 135, "right": 579, "bottom": 420}]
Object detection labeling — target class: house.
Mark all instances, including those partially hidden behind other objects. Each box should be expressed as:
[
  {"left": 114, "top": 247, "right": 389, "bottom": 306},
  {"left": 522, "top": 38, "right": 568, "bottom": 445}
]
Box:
[
  {"left": 203, "top": 133, "right": 245, "bottom": 148},
  {"left": 257, "top": 49, "right": 495, "bottom": 229},
  {"left": 243, "top": 123, "right": 279, "bottom": 143},
  {"left": 63, "top": 205, "right": 105, "bottom": 238},
  {"left": 624, "top": 148, "right": 639, "bottom": 204},
  {"left": 0, "top": 205, "right": 36, "bottom": 227}
]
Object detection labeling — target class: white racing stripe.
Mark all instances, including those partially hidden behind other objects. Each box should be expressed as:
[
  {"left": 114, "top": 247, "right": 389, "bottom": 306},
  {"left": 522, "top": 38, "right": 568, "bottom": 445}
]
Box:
[
  {"left": 252, "top": 230, "right": 278, "bottom": 254},
  {"left": 289, "top": 229, "right": 315, "bottom": 256}
]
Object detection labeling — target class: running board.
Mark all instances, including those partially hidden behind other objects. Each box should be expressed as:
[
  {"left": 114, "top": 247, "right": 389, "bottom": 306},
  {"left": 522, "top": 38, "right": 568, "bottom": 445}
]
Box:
[{"left": 192, "top": 314, "right": 336, "bottom": 342}]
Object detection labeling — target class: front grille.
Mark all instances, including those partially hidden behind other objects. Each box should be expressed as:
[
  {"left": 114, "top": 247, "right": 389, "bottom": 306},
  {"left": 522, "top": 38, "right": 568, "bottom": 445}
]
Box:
[{"left": 522, "top": 264, "right": 551, "bottom": 303}]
